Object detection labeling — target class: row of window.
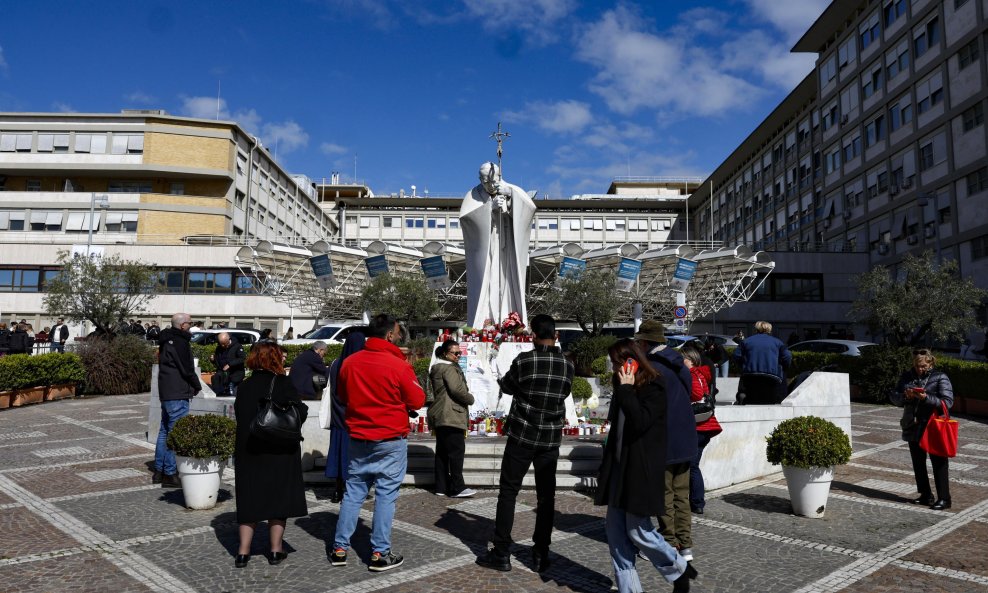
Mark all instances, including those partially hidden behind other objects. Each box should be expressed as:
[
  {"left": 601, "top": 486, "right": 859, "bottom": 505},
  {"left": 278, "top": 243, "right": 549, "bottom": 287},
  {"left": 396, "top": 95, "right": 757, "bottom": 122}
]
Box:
[
  {"left": 0, "top": 132, "right": 144, "bottom": 155},
  {"left": 0, "top": 267, "right": 262, "bottom": 294},
  {"left": 752, "top": 274, "right": 824, "bottom": 302},
  {"left": 347, "top": 215, "right": 674, "bottom": 232},
  {"left": 0, "top": 210, "right": 138, "bottom": 232}
]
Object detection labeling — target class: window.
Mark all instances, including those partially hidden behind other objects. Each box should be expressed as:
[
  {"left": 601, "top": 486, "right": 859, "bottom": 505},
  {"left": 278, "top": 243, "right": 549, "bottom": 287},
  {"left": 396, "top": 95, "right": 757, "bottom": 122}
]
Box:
[
  {"left": 108, "top": 180, "right": 153, "bottom": 193},
  {"left": 29, "top": 211, "right": 63, "bottom": 231},
  {"left": 382, "top": 216, "right": 400, "bottom": 228},
  {"left": 889, "top": 96, "right": 913, "bottom": 131},
  {"left": 838, "top": 36, "right": 857, "bottom": 70},
  {"left": 36, "top": 134, "right": 54, "bottom": 152},
  {"left": 449, "top": 218, "right": 459, "bottom": 229},
  {"left": 842, "top": 135, "right": 862, "bottom": 161},
  {"left": 156, "top": 270, "right": 185, "bottom": 293},
  {"left": 404, "top": 217, "right": 423, "bottom": 228},
  {"left": 427, "top": 218, "right": 437, "bottom": 229},
  {"left": 629, "top": 219, "right": 648, "bottom": 231},
  {"left": 26, "top": 179, "right": 42, "bottom": 192},
  {"left": 753, "top": 274, "right": 824, "bottom": 302},
  {"left": 0, "top": 269, "right": 42, "bottom": 292},
  {"left": 860, "top": 12, "right": 880, "bottom": 50},
  {"left": 840, "top": 84, "right": 859, "bottom": 117},
  {"left": 169, "top": 182, "right": 184, "bottom": 195},
  {"left": 822, "top": 102, "right": 839, "bottom": 130},
  {"left": 955, "top": 0, "right": 971, "bottom": 8},
  {"left": 962, "top": 103, "right": 984, "bottom": 132},
  {"left": 862, "top": 63, "right": 883, "bottom": 99},
  {"left": 973, "top": 234, "right": 988, "bottom": 261},
  {"left": 0, "top": 210, "right": 24, "bottom": 231},
  {"left": 914, "top": 17, "right": 940, "bottom": 58},
  {"left": 916, "top": 70, "right": 944, "bottom": 114},
  {"left": 0, "top": 133, "right": 32, "bottom": 152},
  {"left": 884, "top": 0, "right": 906, "bottom": 26},
  {"left": 967, "top": 167, "right": 988, "bottom": 194},
  {"left": 112, "top": 134, "right": 144, "bottom": 155},
  {"left": 65, "top": 212, "right": 97, "bottom": 232},
  {"left": 564, "top": 218, "right": 580, "bottom": 231},
  {"left": 186, "top": 271, "right": 233, "bottom": 294},
  {"left": 885, "top": 40, "right": 910, "bottom": 80},
  {"left": 865, "top": 114, "right": 886, "bottom": 147},
  {"left": 236, "top": 275, "right": 257, "bottom": 294},
  {"left": 820, "top": 55, "right": 837, "bottom": 85},
  {"left": 104, "top": 212, "right": 138, "bottom": 232},
  {"left": 73, "top": 133, "right": 107, "bottom": 154},
  {"left": 958, "top": 38, "right": 980, "bottom": 70}
]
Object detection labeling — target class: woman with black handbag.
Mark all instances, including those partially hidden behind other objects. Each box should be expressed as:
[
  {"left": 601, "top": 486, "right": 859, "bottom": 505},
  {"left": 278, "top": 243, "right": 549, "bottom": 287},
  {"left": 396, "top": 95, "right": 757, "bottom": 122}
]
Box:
[
  {"left": 891, "top": 349, "right": 954, "bottom": 510},
  {"left": 233, "top": 341, "right": 308, "bottom": 568}
]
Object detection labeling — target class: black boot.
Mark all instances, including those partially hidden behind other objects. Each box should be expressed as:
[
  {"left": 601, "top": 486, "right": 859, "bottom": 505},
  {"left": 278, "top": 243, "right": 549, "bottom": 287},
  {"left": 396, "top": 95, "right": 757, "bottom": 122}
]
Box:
[{"left": 673, "top": 562, "right": 698, "bottom": 593}]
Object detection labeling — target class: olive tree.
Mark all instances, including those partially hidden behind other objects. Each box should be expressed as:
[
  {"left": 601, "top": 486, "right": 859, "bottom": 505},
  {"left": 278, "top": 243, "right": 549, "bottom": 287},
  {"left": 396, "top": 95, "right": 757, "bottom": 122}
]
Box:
[
  {"left": 543, "top": 268, "right": 622, "bottom": 335},
  {"left": 43, "top": 250, "right": 159, "bottom": 336},
  {"left": 849, "top": 250, "right": 986, "bottom": 346},
  {"left": 360, "top": 273, "right": 438, "bottom": 324}
]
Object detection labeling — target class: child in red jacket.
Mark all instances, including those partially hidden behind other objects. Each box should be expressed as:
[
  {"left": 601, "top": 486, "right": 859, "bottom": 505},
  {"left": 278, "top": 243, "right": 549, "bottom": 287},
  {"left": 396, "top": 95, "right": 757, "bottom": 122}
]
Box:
[{"left": 681, "top": 345, "right": 722, "bottom": 519}]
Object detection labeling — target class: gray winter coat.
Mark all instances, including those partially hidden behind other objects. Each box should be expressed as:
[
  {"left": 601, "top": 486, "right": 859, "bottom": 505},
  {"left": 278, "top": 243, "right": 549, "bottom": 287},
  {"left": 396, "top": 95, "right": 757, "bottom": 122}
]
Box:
[{"left": 890, "top": 368, "right": 954, "bottom": 442}]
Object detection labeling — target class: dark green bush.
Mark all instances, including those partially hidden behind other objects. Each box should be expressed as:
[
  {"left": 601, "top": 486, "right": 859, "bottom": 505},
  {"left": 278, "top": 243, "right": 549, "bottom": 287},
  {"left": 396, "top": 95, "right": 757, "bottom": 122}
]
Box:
[
  {"left": 766, "top": 416, "right": 852, "bottom": 469},
  {"left": 0, "top": 354, "right": 82, "bottom": 390},
  {"left": 166, "top": 413, "right": 237, "bottom": 458},
  {"left": 406, "top": 337, "right": 437, "bottom": 360},
  {"left": 192, "top": 342, "right": 345, "bottom": 373},
  {"left": 571, "top": 376, "right": 593, "bottom": 400},
  {"left": 570, "top": 334, "right": 617, "bottom": 377},
  {"left": 412, "top": 357, "right": 433, "bottom": 403},
  {"left": 591, "top": 355, "right": 611, "bottom": 375},
  {"left": 935, "top": 357, "right": 988, "bottom": 401},
  {"left": 77, "top": 335, "right": 156, "bottom": 395},
  {"left": 787, "top": 351, "right": 844, "bottom": 379},
  {"left": 845, "top": 345, "right": 913, "bottom": 404}
]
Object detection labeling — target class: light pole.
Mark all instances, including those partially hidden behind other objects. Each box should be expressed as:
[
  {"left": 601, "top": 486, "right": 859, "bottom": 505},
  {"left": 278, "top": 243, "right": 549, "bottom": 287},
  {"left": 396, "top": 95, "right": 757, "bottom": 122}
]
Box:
[
  {"left": 87, "top": 193, "right": 109, "bottom": 256},
  {"left": 917, "top": 193, "right": 941, "bottom": 262}
]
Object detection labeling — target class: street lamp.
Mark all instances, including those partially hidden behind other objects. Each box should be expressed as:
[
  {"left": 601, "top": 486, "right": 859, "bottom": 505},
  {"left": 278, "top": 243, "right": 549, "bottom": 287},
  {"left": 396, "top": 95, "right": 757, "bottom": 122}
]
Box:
[
  {"left": 916, "top": 193, "right": 941, "bottom": 262},
  {"left": 87, "top": 193, "right": 109, "bottom": 256}
]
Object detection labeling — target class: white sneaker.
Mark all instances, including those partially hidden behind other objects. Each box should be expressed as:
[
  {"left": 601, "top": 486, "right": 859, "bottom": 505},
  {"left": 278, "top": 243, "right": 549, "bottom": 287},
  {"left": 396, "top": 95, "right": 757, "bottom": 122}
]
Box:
[
  {"left": 451, "top": 488, "right": 477, "bottom": 498},
  {"left": 681, "top": 547, "right": 694, "bottom": 562}
]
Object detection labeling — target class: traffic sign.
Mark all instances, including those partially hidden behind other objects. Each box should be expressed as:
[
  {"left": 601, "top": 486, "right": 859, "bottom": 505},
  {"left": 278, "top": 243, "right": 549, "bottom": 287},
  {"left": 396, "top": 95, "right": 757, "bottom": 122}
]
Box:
[{"left": 674, "top": 306, "right": 688, "bottom": 319}]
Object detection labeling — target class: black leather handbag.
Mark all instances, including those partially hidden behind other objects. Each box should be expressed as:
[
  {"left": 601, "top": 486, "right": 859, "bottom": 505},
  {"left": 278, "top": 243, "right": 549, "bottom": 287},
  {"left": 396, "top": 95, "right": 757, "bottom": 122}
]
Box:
[{"left": 250, "top": 376, "right": 304, "bottom": 442}]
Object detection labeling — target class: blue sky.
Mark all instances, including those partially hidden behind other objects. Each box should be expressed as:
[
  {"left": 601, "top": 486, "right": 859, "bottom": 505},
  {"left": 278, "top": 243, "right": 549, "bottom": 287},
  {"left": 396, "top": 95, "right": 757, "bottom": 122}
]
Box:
[{"left": 0, "top": 0, "right": 829, "bottom": 198}]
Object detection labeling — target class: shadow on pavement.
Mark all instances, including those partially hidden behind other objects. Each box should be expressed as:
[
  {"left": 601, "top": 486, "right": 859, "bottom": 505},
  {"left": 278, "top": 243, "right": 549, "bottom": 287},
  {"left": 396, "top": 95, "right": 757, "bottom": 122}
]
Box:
[
  {"left": 157, "top": 487, "right": 232, "bottom": 508},
  {"left": 721, "top": 491, "right": 793, "bottom": 514},
  {"left": 830, "top": 480, "right": 915, "bottom": 503},
  {"left": 434, "top": 507, "right": 493, "bottom": 553}
]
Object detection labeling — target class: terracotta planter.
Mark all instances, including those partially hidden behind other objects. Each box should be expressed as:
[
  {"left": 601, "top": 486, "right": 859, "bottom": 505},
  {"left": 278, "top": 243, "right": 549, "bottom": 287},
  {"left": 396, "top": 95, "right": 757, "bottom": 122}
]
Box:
[
  {"left": 956, "top": 396, "right": 988, "bottom": 419},
  {"left": 0, "top": 391, "right": 11, "bottom": 410},
  {"left": 44, "top": 383, "right": 76, "bottom": 401},
  {"left": 200, "top": 372, "right": 215, "bottom": 386},
  {"left": 11, "top": 387, "right": 45, "bottom": 407}
]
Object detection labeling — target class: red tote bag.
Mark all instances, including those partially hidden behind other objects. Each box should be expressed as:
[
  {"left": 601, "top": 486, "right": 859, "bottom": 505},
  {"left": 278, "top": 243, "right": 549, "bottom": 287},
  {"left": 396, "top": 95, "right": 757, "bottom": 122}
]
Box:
[{"left": 919, "top": 401, "right": 958, "bottom": 458}]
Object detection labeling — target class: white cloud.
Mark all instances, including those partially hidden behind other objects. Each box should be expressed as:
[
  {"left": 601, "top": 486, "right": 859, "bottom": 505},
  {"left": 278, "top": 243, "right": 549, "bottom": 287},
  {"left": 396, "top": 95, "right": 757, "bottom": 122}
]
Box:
[
  {"left": 721, "top": 30, "right": 818, "bottom": 91},
  {"left": 0, "top": 45, "right": 7, "bottom": 73},
  {"left": 575, "top": 6, "right": 764, "bottom": 117},
  {"left": 503, "top": 100, "right": 593, "bottom": 134},
  {"left": 179, "top": 96, "right": 306, "bottom": 154},
  {"left": 321, "top": 142, "right": 348, "bottom": 156},
  {"left": 461, "top": 0, "right": 575, "bottom": 44},
  {"left": 181, "top": 95, "right": 225, "bottom": 119},
  {"left": 262, "top": 121, "right": 309, "bottom": 155},
  {"left": 125, "top": 91, "right": 156, "bottom": 104},
  {"left": 52, "top": 102, "right": 76, "bottom": 113},
  {"left": 744, "top": 0, "right": 831, "bottom": 44}
]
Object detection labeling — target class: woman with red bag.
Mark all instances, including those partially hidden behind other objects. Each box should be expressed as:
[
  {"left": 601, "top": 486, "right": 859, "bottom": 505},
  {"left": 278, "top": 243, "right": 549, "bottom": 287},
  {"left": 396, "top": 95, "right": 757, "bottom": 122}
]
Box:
[{"left": 891, "top": 349, "right": 954, "bottom": 510}]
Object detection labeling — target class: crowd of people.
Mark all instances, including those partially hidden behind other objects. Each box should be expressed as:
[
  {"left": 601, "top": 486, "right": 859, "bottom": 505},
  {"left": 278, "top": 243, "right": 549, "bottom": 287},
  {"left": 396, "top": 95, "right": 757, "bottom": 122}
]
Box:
[{"left": 146, "top": 311, "right": 958, "bottom": 593}]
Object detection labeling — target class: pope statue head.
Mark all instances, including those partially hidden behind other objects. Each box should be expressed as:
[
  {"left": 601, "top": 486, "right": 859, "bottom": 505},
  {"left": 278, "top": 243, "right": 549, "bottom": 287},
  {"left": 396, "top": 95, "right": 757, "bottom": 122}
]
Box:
[{"left": 479, "top": 162, "right": 500, "bottom": 196}]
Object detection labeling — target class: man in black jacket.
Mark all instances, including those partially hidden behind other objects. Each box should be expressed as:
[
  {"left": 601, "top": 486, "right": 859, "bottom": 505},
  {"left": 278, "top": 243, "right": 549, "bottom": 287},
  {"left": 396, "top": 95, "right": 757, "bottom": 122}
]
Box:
[
  {"left": 153, "top": 312, "right": 201, "bottom": 487},
  {"left": 8, "top": 324, "right": 34, "bottom": 355},
  {"left": 210, "top": 332, "right": 246, "bottom": 396},
  {"left": 50, "top": 318, "right": 70, "bottom": 353},
  {"left": 289, "top": 341, "right": 330, "bottom": 400}
]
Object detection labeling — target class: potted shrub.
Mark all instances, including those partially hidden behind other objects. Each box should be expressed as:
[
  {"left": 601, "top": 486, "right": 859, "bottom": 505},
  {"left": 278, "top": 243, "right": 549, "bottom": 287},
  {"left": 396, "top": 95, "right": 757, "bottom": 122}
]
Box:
[
  {"left": 166, "top": 413, "right": 237, "bottom": 510},
  {"left": 766, "top": 415, "right": 852, "bottom": 518}
]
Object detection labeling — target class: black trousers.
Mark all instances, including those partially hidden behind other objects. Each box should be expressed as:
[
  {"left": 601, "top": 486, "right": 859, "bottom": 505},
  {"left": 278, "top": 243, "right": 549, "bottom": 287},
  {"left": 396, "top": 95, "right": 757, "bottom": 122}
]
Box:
[
  {"left": 908, "top": 440, "right": 950, "bottom": 500},
  {"left": 492, "top": 439, "right": 559, "bottom": 556},
  {"left": 738, "top": 374, "right": 785, "bottom": 405},
  {"left": 434, "top": 426, "right": 467, "bottom": 495}
]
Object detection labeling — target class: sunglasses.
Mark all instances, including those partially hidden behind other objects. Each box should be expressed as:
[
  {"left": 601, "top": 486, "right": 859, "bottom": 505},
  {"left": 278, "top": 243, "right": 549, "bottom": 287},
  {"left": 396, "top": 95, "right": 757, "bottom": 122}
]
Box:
[{"left": 450, "top": 351, "right": 462, "bottom": 357}]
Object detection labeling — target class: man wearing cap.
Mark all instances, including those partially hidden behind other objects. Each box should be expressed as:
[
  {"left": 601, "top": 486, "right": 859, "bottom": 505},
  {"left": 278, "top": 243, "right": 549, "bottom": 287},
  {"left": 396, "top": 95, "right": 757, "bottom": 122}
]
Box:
[{"left": 635, "top": 320, "right": 699, "bottom": 563}]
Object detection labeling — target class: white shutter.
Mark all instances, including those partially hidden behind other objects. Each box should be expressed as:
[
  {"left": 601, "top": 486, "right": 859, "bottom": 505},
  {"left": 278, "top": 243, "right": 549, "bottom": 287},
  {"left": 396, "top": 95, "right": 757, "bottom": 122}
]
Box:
[
  {"left": 66, "top": 212, "right": 86, "bottom": 231},
  {"left": 15, "top": 134, "right": 32, "bottom": 150},
  {"left": 31, "top": 211, "right": 48, "bottom": 224},
  {"left": 0, "top": 134, "right": 15, "bottom": 151},
  {"left": 127, "top": 134, "right": 144, "bottom": 151},
  {"left": 46, "top": 212, "right": 63, "bottom": 225},
  {"left": 0, "top": 211, "right": 9, "bottom": 230},
  {"left": 74, "top": 134, "right": 92, "bottom": 153},
  {"left": 122, "top": 212, "right": 139, "bottom": 222},
  {"left": 37, "top": 134, "right": 54, "bottom": 151},
  {"left": 91, "top": 135, "right": 107, "bottom": 154},
  {"left": 106, "top": 212, "right": 124, "bottom": 224}
]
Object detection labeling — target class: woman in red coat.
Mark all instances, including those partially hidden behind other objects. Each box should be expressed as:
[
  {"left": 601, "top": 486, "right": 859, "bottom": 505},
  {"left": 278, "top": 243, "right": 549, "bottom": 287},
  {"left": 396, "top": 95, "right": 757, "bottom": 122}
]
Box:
[{"left": 680, "top": 345, "right": 722, "bottom": 517}]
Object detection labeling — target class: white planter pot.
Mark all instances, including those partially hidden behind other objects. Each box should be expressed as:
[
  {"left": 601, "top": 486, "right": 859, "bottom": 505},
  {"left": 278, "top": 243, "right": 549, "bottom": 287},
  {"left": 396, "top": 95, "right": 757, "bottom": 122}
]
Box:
[
  {"left": 782, "top": 465, "right": 834, "bottom": 518},
  {"left": 176, "top": 455, "right": 226, "bottom": 510}
]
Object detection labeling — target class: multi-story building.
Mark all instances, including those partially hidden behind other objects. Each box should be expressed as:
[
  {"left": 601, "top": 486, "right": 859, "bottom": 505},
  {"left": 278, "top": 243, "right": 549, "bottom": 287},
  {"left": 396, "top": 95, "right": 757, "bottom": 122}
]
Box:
[
  {"left": 0, "top": 110, "right": 338, "bottom": 333},
  {"left": 688, "top": 0, "right": 988, "bottom": 338}
]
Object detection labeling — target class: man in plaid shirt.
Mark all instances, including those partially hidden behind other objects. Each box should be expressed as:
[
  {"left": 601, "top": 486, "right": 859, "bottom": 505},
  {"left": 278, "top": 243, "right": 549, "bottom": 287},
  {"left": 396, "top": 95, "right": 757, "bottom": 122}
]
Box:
[{"left": 477, "top": 314, "right": 574, "bottom": 573}]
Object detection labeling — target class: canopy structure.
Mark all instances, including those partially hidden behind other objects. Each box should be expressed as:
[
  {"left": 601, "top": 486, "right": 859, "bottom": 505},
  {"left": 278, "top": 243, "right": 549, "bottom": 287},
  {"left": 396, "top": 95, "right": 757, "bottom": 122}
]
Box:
[{"left": 235, "top": 239, "right": 774, "bottom": 327}]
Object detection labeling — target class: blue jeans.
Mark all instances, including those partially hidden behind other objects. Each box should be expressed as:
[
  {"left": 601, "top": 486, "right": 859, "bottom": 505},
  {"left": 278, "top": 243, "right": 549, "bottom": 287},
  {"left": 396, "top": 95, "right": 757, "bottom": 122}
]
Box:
[
  {"left": 606, "top": 504, "right": 687, "bottom": 593},
  {"left": 717, "top": 360, "right": 729, "bottom": 378},
  {"left": 154, "top": 399, "right": 190, "bottom": 475},
  {"left": 51, "top": 342, "right": 64, "bottom": 353},
  {"left": 334, "top": 437, "right": 408, "bottom": 554},
  {"left": 689, "top": 432, "right": 713, "bottom": 511}
]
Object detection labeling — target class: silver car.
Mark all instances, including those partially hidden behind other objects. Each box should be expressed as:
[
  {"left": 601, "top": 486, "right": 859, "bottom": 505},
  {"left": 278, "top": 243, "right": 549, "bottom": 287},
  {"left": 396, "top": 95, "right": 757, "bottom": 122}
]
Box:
[{"left": 789, "top": 339, "right": 877, "bottom": 356}]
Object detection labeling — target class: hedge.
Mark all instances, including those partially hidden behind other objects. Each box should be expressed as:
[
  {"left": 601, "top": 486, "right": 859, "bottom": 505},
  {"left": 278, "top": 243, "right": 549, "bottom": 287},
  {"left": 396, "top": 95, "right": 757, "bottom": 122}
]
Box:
[
  {"left": 191, "top": 343, "right": 344, "bottom": 373},
  {"left": 0, "top": 353, "right": 87, "bottom": 391}
]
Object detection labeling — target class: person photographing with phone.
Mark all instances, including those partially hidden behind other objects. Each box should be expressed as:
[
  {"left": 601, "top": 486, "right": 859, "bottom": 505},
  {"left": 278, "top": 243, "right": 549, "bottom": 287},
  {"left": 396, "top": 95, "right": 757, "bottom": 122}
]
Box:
[
  {"left": 595, "top": 338, "right": 697, "bottom": 593},
  {"left": 891, "top": 349, "right": 954, "bottom": 510}
]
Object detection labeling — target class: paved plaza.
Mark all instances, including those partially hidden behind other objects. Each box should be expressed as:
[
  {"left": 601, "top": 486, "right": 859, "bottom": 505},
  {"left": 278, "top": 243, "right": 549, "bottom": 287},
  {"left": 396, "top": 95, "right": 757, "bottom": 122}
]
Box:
[{"left": 1, "top": 395, "right": 987, "bottom": 593}]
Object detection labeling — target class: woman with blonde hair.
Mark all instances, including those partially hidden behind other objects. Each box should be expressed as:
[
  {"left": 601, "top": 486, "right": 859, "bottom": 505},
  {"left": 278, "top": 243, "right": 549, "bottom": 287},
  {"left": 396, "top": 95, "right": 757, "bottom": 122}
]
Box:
[
  {"left": 233, "top": 341, "right": 308, "bottom": 567},
  {"left": 891, "top": 349, "right": 954, "bottom": 510}
]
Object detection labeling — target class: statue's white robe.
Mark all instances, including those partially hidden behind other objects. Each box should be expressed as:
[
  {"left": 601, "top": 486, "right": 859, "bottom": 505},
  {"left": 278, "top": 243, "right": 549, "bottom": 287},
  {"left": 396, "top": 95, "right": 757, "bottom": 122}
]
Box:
[{"left": 459, "top": 182, "right": 536, "bottom": 329}]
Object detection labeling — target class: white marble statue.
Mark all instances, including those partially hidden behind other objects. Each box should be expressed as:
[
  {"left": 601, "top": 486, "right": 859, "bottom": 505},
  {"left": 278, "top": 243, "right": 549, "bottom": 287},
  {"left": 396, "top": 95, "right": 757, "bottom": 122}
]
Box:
[{"left": 460, "top": 162, "right": 537, "bottom": 329}]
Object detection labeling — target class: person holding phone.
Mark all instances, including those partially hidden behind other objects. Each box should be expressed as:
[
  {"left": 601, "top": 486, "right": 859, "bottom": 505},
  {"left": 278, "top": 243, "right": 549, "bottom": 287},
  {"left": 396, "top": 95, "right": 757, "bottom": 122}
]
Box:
[
  {"left": 595, "top": 338, "right": 696, "bottom": 593},
  {"left": 891, "top": 349, "right": 954, "bottom": 510}
]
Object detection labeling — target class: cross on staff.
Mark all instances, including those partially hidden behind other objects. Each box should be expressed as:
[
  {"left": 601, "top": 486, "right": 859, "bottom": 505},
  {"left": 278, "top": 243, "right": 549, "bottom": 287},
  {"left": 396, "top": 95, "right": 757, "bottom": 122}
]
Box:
[{"left": 489, "top": 122, "right": 510, "bottom": 179}]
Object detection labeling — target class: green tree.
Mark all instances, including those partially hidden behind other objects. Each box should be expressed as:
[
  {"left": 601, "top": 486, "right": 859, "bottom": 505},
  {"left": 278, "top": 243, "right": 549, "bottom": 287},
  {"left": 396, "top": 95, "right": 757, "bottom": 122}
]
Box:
[
  {"left": 360, "top": 273, "right": 438, "bottom": 323},
  {"left": 544, "top": 269, "right": 622, "bottom": 335},
  {"left": 43, "top": 250, "right": 159, "bottom": 336},
  {"left": 849, "top": 250, "right": 986, "bottom": 346}
]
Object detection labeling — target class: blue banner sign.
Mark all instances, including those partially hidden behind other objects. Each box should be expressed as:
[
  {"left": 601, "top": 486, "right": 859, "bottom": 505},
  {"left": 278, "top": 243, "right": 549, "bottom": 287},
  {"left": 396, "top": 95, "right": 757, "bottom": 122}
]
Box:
[
  {"left": 559, "top": 256, "right": 587, "bottom": 280},
  {"left": 309, "top": 254, "right": 335, "bottom": 290},
  {"left": 615, "top": 257, "right": 642, "bottom": 292},
  {"left": 670, "top": 258, "right": 698, "bottom": 292},
  {"left": 420, "top": 255, "right": 451, "bottom": 290},
  {"left": 365, "top": 255, "right": 390, "bottom": 278}
]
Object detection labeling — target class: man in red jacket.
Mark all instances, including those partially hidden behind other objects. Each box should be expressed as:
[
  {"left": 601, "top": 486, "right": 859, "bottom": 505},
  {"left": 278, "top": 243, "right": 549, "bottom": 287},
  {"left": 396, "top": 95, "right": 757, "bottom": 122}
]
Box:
[{"left": 331, "top": 313, "right": 425, "bottom": 573}]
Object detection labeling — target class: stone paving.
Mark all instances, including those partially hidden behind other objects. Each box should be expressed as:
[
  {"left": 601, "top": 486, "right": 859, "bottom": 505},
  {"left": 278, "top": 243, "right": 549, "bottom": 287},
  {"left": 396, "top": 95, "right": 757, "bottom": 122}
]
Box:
[{"left": 0, "top": 394, "right": 987, "bottom": 592}]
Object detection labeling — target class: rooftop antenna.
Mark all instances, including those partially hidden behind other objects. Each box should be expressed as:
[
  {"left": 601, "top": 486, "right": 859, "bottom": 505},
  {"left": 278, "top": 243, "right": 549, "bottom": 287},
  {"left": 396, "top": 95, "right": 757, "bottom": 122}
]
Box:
[
  {"left": 353, "top": 154, "right": 357, "bottom": 184},
  {"left": 216, "top": 80, "right": 221, "bottom": 120}
]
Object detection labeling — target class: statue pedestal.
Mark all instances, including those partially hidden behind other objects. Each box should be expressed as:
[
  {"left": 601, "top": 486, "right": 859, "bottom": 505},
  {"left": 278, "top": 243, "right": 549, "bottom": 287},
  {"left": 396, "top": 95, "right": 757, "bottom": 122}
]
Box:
[{"left": 429, "top": 341, "right": 577, "bottom": 426}]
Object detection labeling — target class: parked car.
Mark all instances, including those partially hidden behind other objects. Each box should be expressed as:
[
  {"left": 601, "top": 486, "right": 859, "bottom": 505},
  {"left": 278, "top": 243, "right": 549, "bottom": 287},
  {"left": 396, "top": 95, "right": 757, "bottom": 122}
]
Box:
[
  {"left": 697, "top": 333, "right": 740, "bottom": 348},
  {"left": 789, "top": 339, "right": 877, "bottom": 356},
  {"left": 666, "top": 335, "right": 704, "bottom": 349},
  {"left": 189, "top": 328, "right": 261, "bottom": 346},
  {"left": 281, "top": 323, "right": 363, "bottom": 346}
]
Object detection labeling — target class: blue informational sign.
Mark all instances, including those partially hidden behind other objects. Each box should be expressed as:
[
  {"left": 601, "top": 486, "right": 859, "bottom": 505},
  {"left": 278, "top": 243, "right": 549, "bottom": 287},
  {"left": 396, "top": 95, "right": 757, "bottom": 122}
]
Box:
[
  {"left": 615, "top": 257, "right": 642, "bottom": 292},
  {"left": 365, "top": 254, "right": 390, "bottom": 278},
  {"left": 670, "top": 257, "right": 698, "bottom": 292},
  {"left": 420, "top": 255, "right": 451, "bottom": 290},
  {"left": 309, "top": 254, "right": 335, "bottom": 290},
  {"left": 559, "top": 256, "right": 587, "bottom": 279}
]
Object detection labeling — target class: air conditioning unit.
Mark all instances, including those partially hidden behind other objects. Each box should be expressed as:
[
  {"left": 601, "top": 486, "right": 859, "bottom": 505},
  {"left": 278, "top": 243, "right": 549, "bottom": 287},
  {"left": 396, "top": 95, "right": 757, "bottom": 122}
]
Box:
[
  {"left": 877, "top": 243, "right": 890, "bottom": 255},
  {"left": 906, "top": 235, "right": 919, "bottom": 245},
  {"left": 840, "top": 114, "right": 849, "bottom": 125},
  {"left": 902, "top": 179, "right": 913, "bottom": 189},
  {"left": 843, "top": 210, "right": 854, "bottom": 220},
  {"left": 924, "top": 227, "right": 936, "bottom": 238}
]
